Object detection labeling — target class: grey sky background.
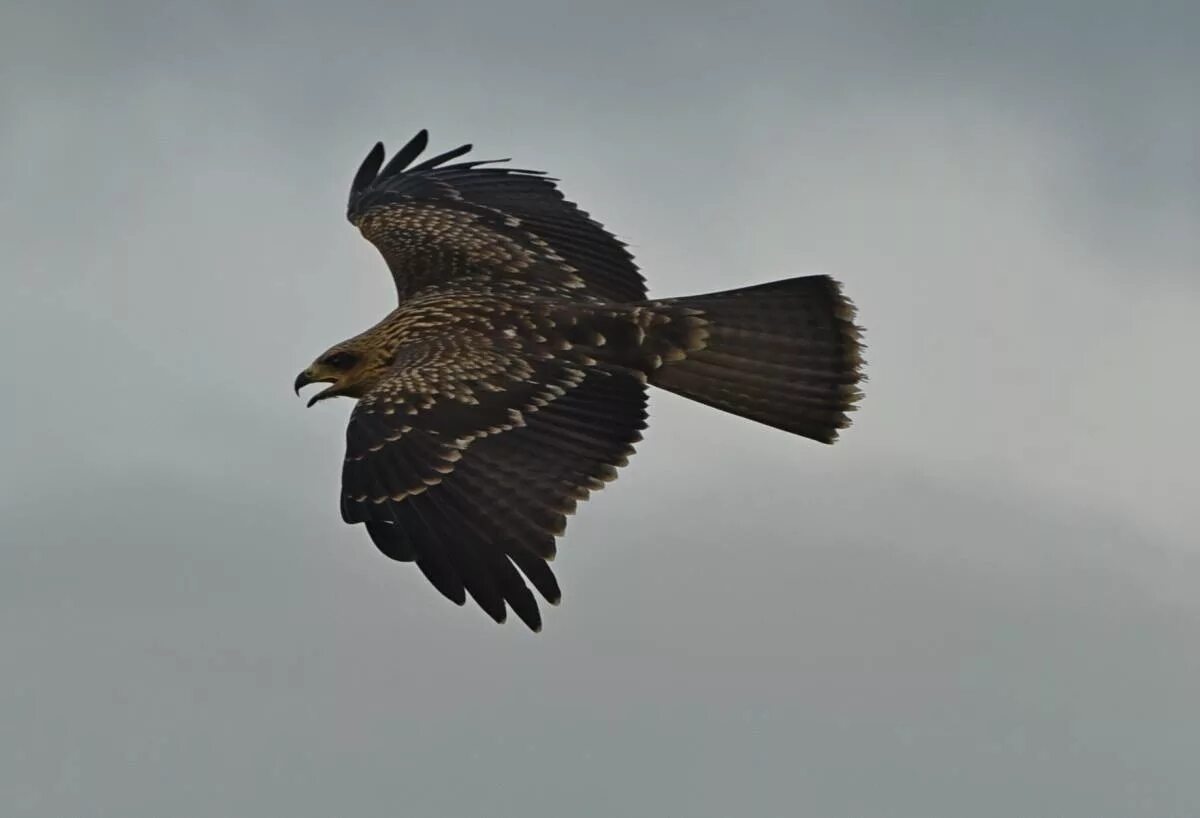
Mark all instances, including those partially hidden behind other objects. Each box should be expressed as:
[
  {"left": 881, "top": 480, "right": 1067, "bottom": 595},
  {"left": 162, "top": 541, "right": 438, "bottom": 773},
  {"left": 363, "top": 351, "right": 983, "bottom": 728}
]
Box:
[{"left": 2, "top": 1, "right": 1197, "bottom": 816}]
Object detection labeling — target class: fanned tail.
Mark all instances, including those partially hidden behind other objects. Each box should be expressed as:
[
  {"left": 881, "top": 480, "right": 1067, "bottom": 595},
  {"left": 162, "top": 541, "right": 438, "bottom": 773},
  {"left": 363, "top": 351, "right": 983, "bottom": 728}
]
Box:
[{"left": 648, "top": 274, "right": 865, "bottom": 443}]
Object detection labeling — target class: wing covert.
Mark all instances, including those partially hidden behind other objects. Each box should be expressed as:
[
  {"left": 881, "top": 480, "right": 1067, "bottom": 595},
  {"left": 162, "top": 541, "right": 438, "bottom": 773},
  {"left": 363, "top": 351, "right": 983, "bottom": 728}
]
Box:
[{"left": 346, "top": 130, "right": 647, "bottom": 303}]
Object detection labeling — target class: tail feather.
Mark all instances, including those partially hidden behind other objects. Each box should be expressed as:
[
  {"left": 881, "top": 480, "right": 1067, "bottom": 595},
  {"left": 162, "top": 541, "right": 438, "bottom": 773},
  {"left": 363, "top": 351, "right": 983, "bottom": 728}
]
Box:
[{"left": 648, "top": 275, "right": 865, "bottom": 443}]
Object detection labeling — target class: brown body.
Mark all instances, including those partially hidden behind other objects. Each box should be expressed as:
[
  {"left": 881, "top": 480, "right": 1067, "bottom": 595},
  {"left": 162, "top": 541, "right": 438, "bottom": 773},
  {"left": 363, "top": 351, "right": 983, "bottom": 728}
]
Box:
[{"left": 296, "top": 131, "right": 865, "bottom": 631}]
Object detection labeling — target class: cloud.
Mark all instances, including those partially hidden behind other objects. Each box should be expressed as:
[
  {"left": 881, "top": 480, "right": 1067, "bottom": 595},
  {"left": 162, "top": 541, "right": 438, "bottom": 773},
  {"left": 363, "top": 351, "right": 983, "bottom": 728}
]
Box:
[
  {"left": 5, "top": 457, "right": 1198, "bottom": 817},
  {"left": 2, "top": 1, "right": 1196, "bottom": 815}
]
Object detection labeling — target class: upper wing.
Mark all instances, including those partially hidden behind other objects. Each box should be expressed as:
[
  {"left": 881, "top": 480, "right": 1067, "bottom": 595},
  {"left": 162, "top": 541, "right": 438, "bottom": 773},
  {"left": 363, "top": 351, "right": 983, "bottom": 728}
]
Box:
[
  {"left": 346, "top": 130, "right": 646, "bottom": 303},
  {"left": 339, "top": 337, "right": 648, "bottom": 631}
]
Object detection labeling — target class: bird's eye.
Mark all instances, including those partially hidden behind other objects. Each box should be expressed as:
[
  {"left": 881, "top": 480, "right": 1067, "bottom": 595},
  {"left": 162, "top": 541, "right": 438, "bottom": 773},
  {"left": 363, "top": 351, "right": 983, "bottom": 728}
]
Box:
[{"left": 322, "top": 351, "right": 359, "bottom": 369}]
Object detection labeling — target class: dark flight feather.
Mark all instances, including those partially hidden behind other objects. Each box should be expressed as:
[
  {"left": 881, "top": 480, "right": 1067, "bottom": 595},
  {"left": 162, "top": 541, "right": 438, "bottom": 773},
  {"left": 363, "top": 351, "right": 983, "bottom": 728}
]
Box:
[
  {"left": 409, "top": 143, "right": 475, "bottom": 173},
  {"left": 349, "top": 142, "right": 385, "bottom": 205},
  {"left": 378, "top": 129, "right": 429, "bottom": 179}
]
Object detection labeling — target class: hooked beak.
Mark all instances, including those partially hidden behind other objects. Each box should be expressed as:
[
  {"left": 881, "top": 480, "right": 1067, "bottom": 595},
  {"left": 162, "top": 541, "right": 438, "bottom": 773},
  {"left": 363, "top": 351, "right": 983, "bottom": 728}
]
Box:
[{"left": 294, "top": 368, "right": 339, "bottom": 408}]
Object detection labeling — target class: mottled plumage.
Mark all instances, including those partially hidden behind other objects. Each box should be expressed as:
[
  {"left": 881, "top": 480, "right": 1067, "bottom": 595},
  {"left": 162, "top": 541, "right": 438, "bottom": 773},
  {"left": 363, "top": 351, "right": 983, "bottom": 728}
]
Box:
[{"left": 295, "top": 130, "right": 866, "bottom": 631}]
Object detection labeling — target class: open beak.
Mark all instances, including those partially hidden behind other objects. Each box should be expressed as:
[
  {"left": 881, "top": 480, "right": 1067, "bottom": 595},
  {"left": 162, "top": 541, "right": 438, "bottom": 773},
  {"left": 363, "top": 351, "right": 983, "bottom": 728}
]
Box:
[{"left": 294, "top": 368, "right": 339, "bottom": 408}]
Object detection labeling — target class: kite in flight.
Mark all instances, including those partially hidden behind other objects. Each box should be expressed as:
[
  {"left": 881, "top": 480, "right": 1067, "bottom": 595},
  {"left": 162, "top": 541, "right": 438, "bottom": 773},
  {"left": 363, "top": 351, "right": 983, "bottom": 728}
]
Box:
[{"left": 295, "top": 130, "right": 865, "bottom": 630}]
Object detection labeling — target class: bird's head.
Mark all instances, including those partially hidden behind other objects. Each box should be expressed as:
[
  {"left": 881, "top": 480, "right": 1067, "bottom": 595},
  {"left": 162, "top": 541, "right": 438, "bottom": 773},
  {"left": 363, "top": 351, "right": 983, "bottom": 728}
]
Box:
[{"left": 294, "top": 342, "right": 385, "bottom": 407}]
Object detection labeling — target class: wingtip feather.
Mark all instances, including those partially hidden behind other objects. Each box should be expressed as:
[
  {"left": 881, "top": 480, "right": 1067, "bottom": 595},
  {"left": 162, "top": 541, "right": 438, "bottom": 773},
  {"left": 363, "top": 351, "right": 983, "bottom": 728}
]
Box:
[
  {"left": 409, "top": 143, "right": 474, "bottom": 172},
  {"left": 379, "top": 129, "right": 430, "bottom": 179},
  {"left": 349, "top": 141, "right": 386, "bottom": 199}
]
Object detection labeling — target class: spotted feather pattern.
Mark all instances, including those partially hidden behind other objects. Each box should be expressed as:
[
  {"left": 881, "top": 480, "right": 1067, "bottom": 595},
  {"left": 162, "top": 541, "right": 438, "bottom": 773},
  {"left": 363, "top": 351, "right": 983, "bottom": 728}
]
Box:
[
  {"left": 347, "top": 130, "right": 645, "bottom": 302},
  {"left": 341, "top": 337, "right": 647, "bottom": 630}
]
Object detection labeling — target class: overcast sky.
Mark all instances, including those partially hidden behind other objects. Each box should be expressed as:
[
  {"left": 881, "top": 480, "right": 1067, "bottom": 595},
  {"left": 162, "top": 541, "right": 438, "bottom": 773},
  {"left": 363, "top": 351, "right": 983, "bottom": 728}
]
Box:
[{"left": 2, "top": 1, "right": 1198, "bottom": 816}]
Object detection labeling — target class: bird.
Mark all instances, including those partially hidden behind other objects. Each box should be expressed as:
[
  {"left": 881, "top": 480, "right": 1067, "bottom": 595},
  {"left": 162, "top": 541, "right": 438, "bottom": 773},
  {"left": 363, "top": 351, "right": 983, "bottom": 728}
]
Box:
[{"left": 294, "top": 130, "right": 865, "bottom": 631}]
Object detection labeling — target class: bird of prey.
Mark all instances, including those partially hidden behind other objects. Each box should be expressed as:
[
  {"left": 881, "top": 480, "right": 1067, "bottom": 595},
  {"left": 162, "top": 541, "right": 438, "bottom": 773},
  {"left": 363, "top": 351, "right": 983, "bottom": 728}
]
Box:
[{"left": 295, "top": 130, "right": 865, "bottom": 631}]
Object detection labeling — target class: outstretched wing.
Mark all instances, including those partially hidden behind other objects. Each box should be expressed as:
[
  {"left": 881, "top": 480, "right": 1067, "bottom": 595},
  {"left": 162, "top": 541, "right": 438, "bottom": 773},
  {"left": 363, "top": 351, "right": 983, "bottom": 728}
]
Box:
[
  {"left": 346, "top": 130, "right": 646, "bottom": 303},
  {"left": 339, "top": 335, "right": 648, "bottom": 631}
]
